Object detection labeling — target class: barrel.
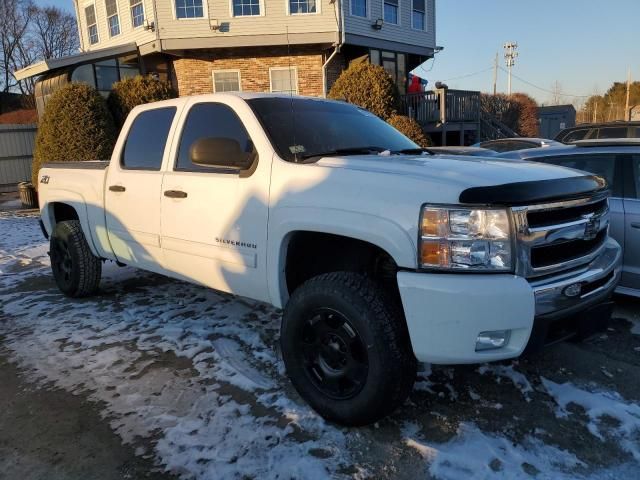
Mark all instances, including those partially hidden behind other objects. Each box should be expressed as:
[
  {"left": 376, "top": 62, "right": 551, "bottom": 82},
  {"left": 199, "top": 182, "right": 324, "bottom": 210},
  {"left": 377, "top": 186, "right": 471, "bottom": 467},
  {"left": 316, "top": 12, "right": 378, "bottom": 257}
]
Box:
[{"left": 18, "top": 182, "right": 38, "bottom": 209}]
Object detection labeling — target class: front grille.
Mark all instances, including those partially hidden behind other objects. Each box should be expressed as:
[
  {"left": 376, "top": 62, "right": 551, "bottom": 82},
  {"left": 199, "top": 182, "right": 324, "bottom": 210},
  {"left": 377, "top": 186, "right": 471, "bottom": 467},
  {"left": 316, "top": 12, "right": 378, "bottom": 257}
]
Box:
[
  {"left": 530, "top": 230, "right": 606, "bottom": 268},
  {"left": 512, "top": 194, "right": 610, "bottom": 278}
]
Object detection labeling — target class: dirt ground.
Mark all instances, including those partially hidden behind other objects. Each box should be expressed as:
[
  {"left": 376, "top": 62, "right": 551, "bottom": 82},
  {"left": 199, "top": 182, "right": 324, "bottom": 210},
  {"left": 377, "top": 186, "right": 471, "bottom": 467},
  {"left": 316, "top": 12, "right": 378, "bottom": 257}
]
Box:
[{"left": 1, "top": 210, "right": 640, "bottom": 479}]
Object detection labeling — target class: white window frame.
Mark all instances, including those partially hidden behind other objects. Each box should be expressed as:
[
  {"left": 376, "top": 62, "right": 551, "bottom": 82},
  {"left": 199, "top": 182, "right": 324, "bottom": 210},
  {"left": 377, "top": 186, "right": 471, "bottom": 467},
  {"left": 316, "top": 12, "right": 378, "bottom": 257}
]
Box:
[
  {"left": 104, "top": 0, "right": 121, "bottom": 37},
  {"left": 212, "top": 69, "right": 242, "bottom": 93},
  {"left": 411, "top": 0, "right": 428, "bottom": 31},
  {"left": 130, "top": 0, "right": 145, "bottom": 28},
  {"left": 286, "top": 0, "right": 320, "bottom": 15},
  {"left": 269, "top": 67, "right": 299, "bottom": 95},
  {"left": 229, "top": 0, "right": 265, "bottom": 17},
  {"left": 84, "top": 3, "right": 99, "bottom": 45},
  {"left": 382, "top": 0, "right": 399, "bottom": 25},
  {"left": 350, "top": 0, "right": 369, "bottom": 18},
  {"left": 173, "top": 0, "right": 208, "bottom": 20}
]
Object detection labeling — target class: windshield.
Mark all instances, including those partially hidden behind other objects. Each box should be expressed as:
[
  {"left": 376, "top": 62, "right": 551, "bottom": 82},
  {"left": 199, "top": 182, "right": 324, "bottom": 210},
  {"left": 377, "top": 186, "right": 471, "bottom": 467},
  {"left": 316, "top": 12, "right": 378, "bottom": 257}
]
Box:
[{"left": 247, "top": 97, "right": 418, "bottom": 162}]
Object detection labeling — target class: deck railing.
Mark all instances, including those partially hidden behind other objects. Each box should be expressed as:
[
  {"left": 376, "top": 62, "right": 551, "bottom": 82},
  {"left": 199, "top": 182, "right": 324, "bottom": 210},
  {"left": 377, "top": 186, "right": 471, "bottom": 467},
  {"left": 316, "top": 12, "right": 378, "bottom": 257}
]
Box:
[{"left": 400, "top": 89, "right": 481, "bottom": 125}]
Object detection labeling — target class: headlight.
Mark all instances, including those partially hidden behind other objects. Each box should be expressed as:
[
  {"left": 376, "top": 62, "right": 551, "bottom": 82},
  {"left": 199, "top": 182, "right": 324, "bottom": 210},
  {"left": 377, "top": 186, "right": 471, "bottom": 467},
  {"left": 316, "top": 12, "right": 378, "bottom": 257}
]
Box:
[{"left": 419, "top": 205, "right": 512, "bottom": 271}]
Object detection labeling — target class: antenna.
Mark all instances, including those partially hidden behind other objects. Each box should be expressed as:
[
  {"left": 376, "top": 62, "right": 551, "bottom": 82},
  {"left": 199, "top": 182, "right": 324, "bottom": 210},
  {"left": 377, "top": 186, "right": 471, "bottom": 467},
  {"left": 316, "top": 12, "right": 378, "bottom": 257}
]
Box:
[{"left": 285, "top": 26, "right": 299, "bottom": 162}]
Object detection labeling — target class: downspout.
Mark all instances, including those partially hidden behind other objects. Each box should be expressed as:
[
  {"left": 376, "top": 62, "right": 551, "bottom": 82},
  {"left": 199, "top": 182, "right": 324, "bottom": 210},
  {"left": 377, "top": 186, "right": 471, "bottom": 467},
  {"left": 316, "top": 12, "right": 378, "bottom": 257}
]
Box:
[{"left": 322, "top": 0, "right": 344, "bottom": 97}]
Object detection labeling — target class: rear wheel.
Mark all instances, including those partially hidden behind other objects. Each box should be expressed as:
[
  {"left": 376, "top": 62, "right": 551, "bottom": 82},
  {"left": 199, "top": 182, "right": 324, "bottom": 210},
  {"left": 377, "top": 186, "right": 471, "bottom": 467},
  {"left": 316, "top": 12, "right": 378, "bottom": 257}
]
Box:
[
  {"left": 281, "top": 272, "right": 416, "bottom": 426},
  {"left": 50, "top": 220, "right": 101, "bottom": 297}
]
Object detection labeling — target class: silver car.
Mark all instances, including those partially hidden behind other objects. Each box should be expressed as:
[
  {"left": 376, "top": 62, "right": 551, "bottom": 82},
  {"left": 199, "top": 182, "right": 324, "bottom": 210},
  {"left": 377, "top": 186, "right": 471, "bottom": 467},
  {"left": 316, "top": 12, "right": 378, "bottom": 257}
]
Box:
[{"left": 497, "top": 139, "right": 640, "bottom": 297}]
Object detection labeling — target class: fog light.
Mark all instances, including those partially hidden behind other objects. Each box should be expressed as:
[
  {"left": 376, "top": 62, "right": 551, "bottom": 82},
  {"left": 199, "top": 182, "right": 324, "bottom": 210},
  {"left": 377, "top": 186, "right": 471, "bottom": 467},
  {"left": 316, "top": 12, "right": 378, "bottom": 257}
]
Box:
[{"left": 475, "top": 330, "right": 511, "bottom": 351}]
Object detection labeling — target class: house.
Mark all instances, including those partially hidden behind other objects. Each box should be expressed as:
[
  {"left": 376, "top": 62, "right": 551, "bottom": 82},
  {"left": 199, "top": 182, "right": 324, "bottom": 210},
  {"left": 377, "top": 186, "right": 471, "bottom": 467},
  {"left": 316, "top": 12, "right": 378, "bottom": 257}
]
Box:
[{"left": 14, "top": 0, "right": 437, "bottom": 115}]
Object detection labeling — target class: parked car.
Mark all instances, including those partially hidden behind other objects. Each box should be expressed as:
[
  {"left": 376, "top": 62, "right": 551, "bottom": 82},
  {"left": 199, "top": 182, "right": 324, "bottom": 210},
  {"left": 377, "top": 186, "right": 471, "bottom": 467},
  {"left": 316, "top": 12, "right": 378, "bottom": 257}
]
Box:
[
  {"left": 555, "top": 121, "right": 640, "bottom": 143},
  {"left": 472, "top": 137, "right": 562, "bottom": 152},
  {"left": 496, "top": 139, "right": 639, "bottom": 297},
  {"left": 36, "top": 93, "right": 621, "bottom": 425},
  {"left": 427, "top": 146, "right": 496, "bottom": 156}
]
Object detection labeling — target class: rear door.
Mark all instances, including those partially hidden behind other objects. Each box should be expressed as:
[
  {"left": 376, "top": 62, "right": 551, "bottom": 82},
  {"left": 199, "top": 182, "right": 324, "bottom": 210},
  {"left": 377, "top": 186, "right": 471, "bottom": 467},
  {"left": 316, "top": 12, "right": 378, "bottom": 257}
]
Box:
[
  {"left": 105, "top": 106, "right": 177, "bottom": 272},
  {"left": 622, "top": 154, "right": 640, "bottom": 291}
]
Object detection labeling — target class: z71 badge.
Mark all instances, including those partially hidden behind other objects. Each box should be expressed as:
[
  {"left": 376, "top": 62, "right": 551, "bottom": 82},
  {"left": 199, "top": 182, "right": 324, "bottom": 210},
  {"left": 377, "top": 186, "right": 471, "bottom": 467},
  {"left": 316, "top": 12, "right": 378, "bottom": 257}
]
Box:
[{"left": 40, "top": 175, "right": 50, "bottom": 184}]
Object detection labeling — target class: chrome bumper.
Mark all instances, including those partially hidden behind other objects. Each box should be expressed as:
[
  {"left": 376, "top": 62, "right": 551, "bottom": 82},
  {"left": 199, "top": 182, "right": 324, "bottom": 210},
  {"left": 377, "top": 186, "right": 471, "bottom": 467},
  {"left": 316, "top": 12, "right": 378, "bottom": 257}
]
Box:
[{"left": 530, "top": 238, "right": 622, "bottom": 318}]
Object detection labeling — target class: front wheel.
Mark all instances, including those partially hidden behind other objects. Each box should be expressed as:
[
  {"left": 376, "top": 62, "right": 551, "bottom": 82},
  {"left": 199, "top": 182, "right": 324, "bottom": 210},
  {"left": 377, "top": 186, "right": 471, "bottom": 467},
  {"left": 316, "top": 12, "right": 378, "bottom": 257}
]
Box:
[
  {"left": 281, "top": 272, "right": 416, "bottom": 426},
  {"left": 50, "top": 220, "right": 101, "bottom": 297}
]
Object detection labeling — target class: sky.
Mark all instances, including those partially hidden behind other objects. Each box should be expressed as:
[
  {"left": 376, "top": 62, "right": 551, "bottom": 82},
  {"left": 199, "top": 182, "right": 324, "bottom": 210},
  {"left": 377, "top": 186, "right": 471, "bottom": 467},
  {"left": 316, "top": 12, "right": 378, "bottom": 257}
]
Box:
[{"left": 39, "top": 0, "right": 639, "bottom": 105}]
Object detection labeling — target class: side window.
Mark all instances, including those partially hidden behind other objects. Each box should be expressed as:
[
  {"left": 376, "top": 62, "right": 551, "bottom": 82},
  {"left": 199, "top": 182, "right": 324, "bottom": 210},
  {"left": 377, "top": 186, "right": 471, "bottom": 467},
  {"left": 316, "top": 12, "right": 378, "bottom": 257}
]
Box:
[
  {"left": 562, "top": 129, "right": 588, "bottom": 142},
  {"left": 597, "top": 127, "right": 627, "bottom": 139},
  {"left": 632, "top": 155, "right": 640, "bottom": 199},
  {"left": 541, "top": 154, "right": 620, "bottom": 196},
  {"left": 122, "top": 107, "right": 176, "bottom": 170},
  {"left": 176, "top": 103, "right": 256, "bottom": 172}
]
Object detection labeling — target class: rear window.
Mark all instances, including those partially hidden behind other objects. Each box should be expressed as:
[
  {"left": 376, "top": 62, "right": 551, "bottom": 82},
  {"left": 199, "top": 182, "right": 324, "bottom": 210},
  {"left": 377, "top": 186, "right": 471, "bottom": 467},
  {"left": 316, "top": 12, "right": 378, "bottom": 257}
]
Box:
[
  {"left": 122, "top": 107, "right": 176, "bottom": 170},
  {"left": 596, "top": 127, "right": 627, "bottom": 139}
]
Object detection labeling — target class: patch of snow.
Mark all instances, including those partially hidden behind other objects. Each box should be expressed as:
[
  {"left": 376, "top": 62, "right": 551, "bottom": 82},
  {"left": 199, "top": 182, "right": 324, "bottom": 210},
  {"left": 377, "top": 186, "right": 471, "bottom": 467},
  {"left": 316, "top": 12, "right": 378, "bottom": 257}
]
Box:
[
  {"left": 478, "top": 363, "right": 534, "bottom": 401},
  {"left": 403, "top": 422, "right": 586, "bottom": 480},
  {"left": 541, "top": 377, "right": 640, "bottom": 460}
]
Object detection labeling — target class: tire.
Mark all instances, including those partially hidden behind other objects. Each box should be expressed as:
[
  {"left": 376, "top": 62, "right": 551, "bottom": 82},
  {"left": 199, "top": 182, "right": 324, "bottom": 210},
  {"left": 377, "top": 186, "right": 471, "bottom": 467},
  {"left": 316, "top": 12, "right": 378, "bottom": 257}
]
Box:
[
  {"left": 50, "top": 220, "right": 101, "bottom": 297},
  {"left": 281, "top": 272, "right": 416, "bottom": 426}
]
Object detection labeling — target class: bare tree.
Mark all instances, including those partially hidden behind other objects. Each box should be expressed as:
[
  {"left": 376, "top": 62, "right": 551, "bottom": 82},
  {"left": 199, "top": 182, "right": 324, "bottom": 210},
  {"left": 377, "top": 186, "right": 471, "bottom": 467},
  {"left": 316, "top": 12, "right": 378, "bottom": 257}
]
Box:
[
  {"left": 31, "top": 6, "right": 79, "bottom": 60},
  {"left": 0, "top": 0, "right": 33, "bottom": 92}
]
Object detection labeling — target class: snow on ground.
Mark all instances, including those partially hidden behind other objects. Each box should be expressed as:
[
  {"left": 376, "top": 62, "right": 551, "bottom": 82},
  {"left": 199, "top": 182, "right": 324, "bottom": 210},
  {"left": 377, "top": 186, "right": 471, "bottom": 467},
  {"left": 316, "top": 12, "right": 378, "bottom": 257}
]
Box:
[{"left": 1, "top": 212, "right": 640, "bottom": 479}]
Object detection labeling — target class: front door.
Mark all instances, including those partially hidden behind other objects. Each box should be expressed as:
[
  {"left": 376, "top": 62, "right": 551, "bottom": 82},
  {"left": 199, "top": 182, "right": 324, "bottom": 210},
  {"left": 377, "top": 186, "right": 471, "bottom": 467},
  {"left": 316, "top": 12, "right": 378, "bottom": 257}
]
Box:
[
  {"left": 622, "top": 154, "right": 640, "bottom": 291},
  {"left": 105, "top": 106, "right": 177, "bottom": 272},
  {"left": 160, "top": 102, "right": 270, "bottom": 301}
]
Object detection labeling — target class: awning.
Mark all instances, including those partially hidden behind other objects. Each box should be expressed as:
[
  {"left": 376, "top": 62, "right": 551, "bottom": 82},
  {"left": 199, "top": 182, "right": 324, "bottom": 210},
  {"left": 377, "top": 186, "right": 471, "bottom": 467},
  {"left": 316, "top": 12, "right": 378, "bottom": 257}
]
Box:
[{"left": 13, "top": 43, "right": 138, "bottom": 81}]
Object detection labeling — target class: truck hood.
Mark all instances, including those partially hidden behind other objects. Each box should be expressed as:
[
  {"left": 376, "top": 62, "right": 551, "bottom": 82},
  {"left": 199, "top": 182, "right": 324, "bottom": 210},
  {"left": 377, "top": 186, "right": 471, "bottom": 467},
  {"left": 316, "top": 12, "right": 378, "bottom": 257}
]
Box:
[{"left": 314, "top": 154, "right": 606, "bottom": 205}]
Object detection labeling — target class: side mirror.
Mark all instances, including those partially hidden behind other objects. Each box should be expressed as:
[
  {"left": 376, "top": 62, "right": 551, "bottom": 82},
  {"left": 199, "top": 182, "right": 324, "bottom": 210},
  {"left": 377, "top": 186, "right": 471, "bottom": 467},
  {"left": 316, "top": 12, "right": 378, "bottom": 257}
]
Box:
[{"left": 189, "top": 137, "right": 254, "bottom": 170}]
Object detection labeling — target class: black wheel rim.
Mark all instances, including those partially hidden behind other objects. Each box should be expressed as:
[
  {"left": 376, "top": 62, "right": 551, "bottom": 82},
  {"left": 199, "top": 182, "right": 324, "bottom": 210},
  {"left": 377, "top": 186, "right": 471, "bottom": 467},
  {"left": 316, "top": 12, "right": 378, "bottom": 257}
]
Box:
[
  {"left": 52, "top": 237, "right": 72, "bottom": 285},
  {"left": 299, "top": 308, "right": 369, "bottom": 400}
]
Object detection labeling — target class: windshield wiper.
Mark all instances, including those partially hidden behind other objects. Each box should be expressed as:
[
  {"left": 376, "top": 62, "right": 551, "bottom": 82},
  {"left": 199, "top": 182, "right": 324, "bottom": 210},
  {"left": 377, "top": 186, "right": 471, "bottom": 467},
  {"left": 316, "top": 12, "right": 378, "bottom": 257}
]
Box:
[
  {"left": 393, "top": 148, "right": 435, "bottom": 155},
  {"left": 299, "top": 146, "right": 387, "bottom": 160}
]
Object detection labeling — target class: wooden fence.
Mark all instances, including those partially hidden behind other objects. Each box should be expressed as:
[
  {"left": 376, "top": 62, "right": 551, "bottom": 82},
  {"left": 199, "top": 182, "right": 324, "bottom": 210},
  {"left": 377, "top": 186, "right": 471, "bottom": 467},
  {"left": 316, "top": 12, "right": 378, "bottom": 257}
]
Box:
[{"left": 0, "top": 124, "right": 37, "bottom": 192}]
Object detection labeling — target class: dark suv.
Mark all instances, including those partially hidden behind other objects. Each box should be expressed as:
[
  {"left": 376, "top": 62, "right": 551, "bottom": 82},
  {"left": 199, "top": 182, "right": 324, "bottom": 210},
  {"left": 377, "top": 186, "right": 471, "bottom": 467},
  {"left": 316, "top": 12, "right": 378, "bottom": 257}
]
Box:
[
  {"left": 555, "top": 122, "right": 640, "bottom": 143},
  {"left": 497, "top": 140, "right": 640, "bottom": 297}
]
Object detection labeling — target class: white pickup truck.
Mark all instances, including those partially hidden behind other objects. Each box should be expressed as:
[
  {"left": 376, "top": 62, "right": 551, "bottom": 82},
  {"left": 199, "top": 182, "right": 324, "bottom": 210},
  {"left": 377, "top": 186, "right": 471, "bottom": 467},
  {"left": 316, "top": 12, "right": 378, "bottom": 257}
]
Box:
[{"left": 37, "top": 93, "right": 622, "bottom": 425}]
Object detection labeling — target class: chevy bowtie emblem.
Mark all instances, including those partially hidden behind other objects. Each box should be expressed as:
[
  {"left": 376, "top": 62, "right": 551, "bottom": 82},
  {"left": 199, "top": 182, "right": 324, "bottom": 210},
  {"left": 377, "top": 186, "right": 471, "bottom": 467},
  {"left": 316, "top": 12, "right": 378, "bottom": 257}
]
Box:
[{"left": 583, "top": 214, "right": 600, "bottom": 241}]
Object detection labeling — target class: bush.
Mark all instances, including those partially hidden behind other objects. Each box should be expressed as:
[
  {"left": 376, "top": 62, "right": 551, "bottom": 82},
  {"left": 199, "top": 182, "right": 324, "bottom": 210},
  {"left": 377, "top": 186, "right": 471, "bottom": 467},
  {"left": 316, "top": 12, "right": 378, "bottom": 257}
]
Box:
[
  {"left": 480, "top": 93, "right": 539, "bottom": 137},
  {"left": 108, "top": 75, "right": 175, "bottom": 127},
  {"left": 387, "top": 114, "right": 432, "bottom": 147},
  {"left": 32, "top": 83, "right": 116, "bottom": 188},
  {"left": 328, "top": 62, "right": 399, "bottom": 119}
]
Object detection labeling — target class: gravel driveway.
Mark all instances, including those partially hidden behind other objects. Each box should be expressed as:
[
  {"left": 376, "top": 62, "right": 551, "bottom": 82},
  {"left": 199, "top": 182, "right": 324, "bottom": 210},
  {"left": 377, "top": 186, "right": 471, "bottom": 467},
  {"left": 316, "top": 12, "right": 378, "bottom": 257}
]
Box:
[{"left": 1, "top": 211, "right": 640, "bottom": 479}]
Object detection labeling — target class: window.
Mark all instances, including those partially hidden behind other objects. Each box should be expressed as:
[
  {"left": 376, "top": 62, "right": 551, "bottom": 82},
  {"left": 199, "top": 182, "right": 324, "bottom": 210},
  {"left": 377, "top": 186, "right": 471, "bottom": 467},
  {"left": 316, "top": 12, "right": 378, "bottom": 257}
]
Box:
[
  {"left": 290, "top": 0, "right": 316, "bottom": 14},
  {"left": 540, "top": 154, "right": 620, "bottom": 196},
  {"left": 597, "top": 127, "right": 627, "bottom": 139},
  {"left": 270, "top": 67, "right": 298, "bottom": 94},
  {"left": 351, "top": 0, "right": 366, "bottom": 17},
  {"left": 233, "top": 0, "right": 261, "bottom": 16},
  {"left": 562, "top": 129, "right": 589, "bottom": 142},
  {"left": 122, "top": 108, "right": 176, "bottom": 170},
  {"left": 213, "top": 71, "right": 241, "bottom": 92},
  {"left": 85, "top": 5, "right": 99, "bottom": 44},
  {"left": 176, "top": 103, "right": 256, "bottom": 171},
  {"left": 383, "top": 0, "right": 398, "bottom": 24},
  {"left": 176, "top": 0, "right": 204, "bottom": 18},
  {"left": 130, "top": 0, "right": 145, "bottom": 27},
  {"left": 632, "top": 155, "right": 640, "bottom": 198},
  {"left": 105, "top": 0, "right": 120, "bottom": 36},
  {"left": 412, "top": 0, "right": 426, "bottom": 30},
  {"left": 95, "top": 59, "right": 119, "bottom": 92}
]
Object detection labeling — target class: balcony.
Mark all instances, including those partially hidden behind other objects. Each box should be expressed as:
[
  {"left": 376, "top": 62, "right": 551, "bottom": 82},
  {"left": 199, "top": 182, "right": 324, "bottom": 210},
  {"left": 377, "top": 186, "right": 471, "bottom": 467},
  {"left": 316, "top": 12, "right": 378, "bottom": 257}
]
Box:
[{"left": 400, "top": 89, "right": 481, "bottom": 125}]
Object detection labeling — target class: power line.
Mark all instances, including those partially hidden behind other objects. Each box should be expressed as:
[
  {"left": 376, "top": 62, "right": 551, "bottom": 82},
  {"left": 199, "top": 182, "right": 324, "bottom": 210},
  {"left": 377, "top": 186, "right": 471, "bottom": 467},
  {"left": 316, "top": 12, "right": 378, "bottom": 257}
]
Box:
[
  {"left": 497, "top": 66, "right": 591, "bottom": 98},
  {"left": 441, "top": 66, "right": 494, "bottom": 82}
]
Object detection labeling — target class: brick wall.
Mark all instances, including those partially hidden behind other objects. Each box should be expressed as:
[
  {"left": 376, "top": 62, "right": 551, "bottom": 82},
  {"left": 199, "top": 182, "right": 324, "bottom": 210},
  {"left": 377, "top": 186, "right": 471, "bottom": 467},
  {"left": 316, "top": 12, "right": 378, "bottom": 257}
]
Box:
[{"left": 172, "top": 45, "right": 331, "bottom": 97}]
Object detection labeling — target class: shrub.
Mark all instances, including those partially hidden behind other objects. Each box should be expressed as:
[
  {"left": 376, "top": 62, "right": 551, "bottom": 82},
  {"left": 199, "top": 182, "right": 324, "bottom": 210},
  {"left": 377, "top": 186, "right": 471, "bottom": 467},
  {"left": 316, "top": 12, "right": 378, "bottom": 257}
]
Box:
[
  {"left": 32, "top": 83, "right": 116, "bottom": 188},
  {"left": 108, "top": 75, "right": 175, "bottom": 127},
  {"left": 328, "top": 62, "right": 399, "bottom": 119},
  {"left": 480, "top": 93, "right": 539, "bottom": 137},
  {"left": 387, "top": 114, "right": 432, "bottom": 147}
]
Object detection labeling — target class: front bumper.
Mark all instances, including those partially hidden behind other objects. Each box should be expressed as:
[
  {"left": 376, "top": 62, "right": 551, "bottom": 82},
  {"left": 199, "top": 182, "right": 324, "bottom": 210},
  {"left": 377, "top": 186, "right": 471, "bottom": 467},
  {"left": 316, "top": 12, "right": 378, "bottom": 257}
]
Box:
[{"left": 397, "top": 238, "right": 622, "bottom": 364}]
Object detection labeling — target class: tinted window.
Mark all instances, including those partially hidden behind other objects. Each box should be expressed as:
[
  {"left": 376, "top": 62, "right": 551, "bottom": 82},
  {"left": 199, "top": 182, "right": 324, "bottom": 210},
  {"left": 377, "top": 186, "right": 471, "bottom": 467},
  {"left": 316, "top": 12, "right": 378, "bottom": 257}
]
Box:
[
  {"left": 122, "top": 107, "right": 176, "bottom": 170},
  {"left": 597, "top": 127, "right": 628, "bottom": 139},
  {"left": 562, "top": 129, "right": 589, "bottom": 142},
  {"left": 248, "top": 97, "right": 417, "bottom": 162},
  {"left": 540, "top": 154, "right": 620, "bottom": 196},
  {"left": 176, "top": 103, "right": 256, "bottom": 171}
]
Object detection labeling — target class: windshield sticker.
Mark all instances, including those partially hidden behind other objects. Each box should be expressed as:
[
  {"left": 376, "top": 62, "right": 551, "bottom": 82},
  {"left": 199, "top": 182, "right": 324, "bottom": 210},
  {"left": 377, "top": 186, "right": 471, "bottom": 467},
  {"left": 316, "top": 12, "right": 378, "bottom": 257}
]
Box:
[{"left": 289, "top": 145, "right": 306, "bottom": 154}]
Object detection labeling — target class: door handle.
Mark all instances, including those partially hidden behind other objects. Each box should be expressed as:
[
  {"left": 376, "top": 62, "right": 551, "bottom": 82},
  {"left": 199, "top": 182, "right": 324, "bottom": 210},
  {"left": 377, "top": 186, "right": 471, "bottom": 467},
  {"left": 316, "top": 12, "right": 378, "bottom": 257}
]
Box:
[
  {"left": 164, "top": 190, "right": 188, "bottom": 199},
  {"left": 631, "top": 222, "right": 640, "bottom": 229},
  {"left": 109, "top": 185, "right": 126, "bottom": 192}
]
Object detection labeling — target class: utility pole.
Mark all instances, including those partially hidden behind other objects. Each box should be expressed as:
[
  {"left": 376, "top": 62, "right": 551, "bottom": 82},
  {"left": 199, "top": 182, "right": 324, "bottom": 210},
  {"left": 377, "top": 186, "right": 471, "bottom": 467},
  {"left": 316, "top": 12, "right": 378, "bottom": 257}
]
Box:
[
  {"left": 593, "top": 100, "right": 598, "bottom": 123},
  {"left": 625, "top": 67, "right": 631, "bottom": 121},
  {"left": 492, "top": 52, "right": 498, "bottom": 95},
  {"left": 503, "top": 42, "right": 518, "bottom": 96}
]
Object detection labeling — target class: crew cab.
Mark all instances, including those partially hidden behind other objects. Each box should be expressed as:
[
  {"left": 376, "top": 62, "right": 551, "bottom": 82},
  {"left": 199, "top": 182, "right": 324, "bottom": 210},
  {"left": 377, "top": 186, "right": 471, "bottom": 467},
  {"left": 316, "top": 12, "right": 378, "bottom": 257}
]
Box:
[{"left": 37, "top": 93, "right": 622, "bottom": 426}]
